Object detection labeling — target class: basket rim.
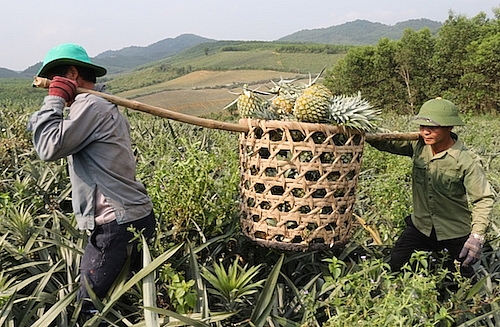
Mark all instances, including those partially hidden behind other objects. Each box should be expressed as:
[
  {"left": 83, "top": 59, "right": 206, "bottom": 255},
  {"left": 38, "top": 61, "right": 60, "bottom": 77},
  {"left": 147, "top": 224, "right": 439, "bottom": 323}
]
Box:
[{"left": 239, "top": 118, "right": 366, "bottom": 135}]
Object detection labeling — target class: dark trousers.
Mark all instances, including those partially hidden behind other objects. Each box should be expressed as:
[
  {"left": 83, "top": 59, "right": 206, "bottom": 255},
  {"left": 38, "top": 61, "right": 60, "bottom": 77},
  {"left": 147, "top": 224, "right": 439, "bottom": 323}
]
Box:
[
  {"left": 391, "top": 215, "right": 474, "bottom": 278},
  {"left": 77, "top": 210, "right": 156, "bottom": 314}
]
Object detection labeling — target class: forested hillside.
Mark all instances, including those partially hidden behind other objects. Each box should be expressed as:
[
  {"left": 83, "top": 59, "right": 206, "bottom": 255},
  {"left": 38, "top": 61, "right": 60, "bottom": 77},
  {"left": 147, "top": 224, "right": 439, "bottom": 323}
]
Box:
[
  {"left": 92, "top": 34, "right": 215, "bottom": 73},
  {"left": 16, "top": 34, "right": 215, "bottom": 78}
]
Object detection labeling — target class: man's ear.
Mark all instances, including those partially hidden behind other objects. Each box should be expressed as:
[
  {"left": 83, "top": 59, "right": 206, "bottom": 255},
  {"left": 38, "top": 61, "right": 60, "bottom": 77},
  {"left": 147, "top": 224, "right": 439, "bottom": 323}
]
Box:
[{"left": 67, "top": 66, "right": 79, "bottom": 80}]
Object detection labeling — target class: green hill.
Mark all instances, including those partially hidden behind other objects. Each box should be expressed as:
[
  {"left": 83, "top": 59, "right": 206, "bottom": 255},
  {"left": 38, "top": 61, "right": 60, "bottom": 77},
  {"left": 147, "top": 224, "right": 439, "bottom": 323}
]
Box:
[
  {"left": 14, "top": 34, "right": 215, "bottom": 78},
  {"left": 279, "top": 19, "right": 442, "bottom": 44},
  {"left": 92, "top": 33, "right": 214, "bottom": 74},
  {"left": 0, "top": 68, "right": 21, "bottom": 78}
]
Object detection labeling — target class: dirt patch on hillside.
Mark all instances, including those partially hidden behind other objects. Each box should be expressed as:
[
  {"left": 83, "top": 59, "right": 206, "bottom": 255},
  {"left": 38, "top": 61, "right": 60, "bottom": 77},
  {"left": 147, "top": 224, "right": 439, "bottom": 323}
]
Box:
[
  {"left": 121, "top": 70, "right": 310, "bottom": 117},
  {"left": 162, "top": 70, "right": 305, "bottom": 89},
  {"left": 134, "top": 89, "right": 237, "bottom": 116}
]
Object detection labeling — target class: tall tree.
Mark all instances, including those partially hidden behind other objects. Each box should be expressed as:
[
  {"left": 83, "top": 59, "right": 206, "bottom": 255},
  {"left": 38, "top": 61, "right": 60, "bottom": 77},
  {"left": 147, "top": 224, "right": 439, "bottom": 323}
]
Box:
[
  {"left": 325, "top": 45, "right": 378, "bottom": 95},
  {"left": 325, "top": 41, "right": 407, "bottom": 113},
  {"left": 430, "top": 11, "right": 490, "bottom": 102},
  {"left": 460, "top": 34, "right": 500, "bottom": 113},
  {"left": 459, "top": 10, "right": 500, "bottom": 113},
  {"left": 371, "top": 38, "right": 406, "bottom": 113},
  {"left": 394, "top": 28, "right": 435, "bottom": 114}
]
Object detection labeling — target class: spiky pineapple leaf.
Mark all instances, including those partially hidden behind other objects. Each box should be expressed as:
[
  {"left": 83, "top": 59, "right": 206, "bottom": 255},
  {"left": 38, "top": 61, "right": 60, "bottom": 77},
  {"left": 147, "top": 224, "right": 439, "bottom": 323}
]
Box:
[
  {"left": 249, "top": 254, "right": 284, "bottom": 327},
  {"left": 328, "top": 92, "right": 380, "bottom": 132}
]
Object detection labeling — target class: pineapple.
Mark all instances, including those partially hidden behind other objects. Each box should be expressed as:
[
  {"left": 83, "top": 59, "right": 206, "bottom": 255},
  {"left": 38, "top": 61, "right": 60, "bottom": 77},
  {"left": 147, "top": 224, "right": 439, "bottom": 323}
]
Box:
[
  {"left": 271, "top": 94, "right": 295, "bottom": 114},
  {"left": 234, "top": 85, "right": 279, "bottom": 120},
  {"left": 328, "top": 92, "right": 381, "bottom": 131},
  {"left": 269, "top": 77, "right": 304, "bottom": 114},
  {"left": 293, "top": 83, "right": 332, "bottom": 123}
]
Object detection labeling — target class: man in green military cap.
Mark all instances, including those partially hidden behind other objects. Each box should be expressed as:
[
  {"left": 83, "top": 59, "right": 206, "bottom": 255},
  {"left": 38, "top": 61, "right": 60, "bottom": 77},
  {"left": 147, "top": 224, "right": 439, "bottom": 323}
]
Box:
[
  {"left": 28, "top": 43, "right": 156, "bottom": 325},
  {"left": 367, "top": 97, "right": 495, "bottom": 278}
]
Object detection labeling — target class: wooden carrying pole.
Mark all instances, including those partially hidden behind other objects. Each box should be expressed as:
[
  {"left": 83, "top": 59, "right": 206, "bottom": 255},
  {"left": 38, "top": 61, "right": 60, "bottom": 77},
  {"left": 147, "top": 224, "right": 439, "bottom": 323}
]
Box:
[
  {"left": 33, "top": 77, "right": 248, "bottom": 133},
  {"left": 32, "top": 77, "right": 419, "bottom": 141}
]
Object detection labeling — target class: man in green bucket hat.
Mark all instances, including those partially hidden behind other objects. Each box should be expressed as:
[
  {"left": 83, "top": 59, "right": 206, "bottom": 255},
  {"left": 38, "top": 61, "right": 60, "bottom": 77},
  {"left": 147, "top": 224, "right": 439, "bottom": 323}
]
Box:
[
  {"left": 28, "top": 43, "right": 156, "bottom": 325},
  {"left": 367, "top": 97, "right": 495, "bottom": 280},
  {"left": 36, "top": 43, "right": 108, "bottom": 78}
]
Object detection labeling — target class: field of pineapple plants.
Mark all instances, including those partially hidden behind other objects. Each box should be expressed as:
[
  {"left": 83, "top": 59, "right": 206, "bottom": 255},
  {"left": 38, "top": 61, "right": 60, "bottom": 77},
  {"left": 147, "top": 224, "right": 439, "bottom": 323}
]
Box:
[
  {"left": 1, "top": 11, "right": 500, "bottom": 325},
  {"left": 1, "top": 73, "right": 499, "bottom": 327}
]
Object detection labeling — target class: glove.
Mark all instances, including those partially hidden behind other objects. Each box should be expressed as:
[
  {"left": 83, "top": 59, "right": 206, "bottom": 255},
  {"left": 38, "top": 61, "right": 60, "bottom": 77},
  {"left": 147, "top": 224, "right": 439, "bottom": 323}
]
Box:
[
  {"left": 48, "top": 76, "right": 78, "bottom": 102},
  {"left": 459, "top": 234, "right": 484, "bottom": 266}
]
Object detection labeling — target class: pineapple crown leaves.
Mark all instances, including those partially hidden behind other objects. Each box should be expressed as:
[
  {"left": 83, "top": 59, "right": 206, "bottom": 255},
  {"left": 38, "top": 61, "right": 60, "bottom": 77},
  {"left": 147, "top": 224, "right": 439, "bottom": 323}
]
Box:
[
  {"left": 269, "top": 68, "right": 327, "bottom": 95},
  {"left": 241, "top": 84, "right": 272, "bottom": 96},
  {"left": 268, "top": 79, "right": 306, "bottom": 111},
  {"left": 328, "top": 91, "right": 381, "bottom": 132},
  {"left": 246, "top": 106, "right": 281, "bottom": 120},
  {"left": 224, "top": 84, "right": 272, "bottom": 110},
  {"left": 229, "top": 84, "right": 282, "bottom": 120},
  {"left": 305, "top": 66, "right": 327, "bottom": 87},
  {"left": 268, "top": 77, "right": 301, "bottom": 94},
  {"left": 288, "top": 67, "right": 329, "bottom": 98}
]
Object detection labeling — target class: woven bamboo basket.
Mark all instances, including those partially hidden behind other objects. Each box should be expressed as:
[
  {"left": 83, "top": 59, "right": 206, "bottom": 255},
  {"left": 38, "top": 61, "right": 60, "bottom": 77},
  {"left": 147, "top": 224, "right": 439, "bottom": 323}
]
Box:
[{"left": 239, "top": 119, "right": 365, "bottom": 251}]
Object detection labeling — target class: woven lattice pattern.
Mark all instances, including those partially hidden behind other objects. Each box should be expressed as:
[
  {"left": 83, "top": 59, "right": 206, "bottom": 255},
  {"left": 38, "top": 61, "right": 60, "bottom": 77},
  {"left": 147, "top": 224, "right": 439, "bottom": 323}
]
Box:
[{"left": 239, "top": 119, "right": 365, "bottom": 251}]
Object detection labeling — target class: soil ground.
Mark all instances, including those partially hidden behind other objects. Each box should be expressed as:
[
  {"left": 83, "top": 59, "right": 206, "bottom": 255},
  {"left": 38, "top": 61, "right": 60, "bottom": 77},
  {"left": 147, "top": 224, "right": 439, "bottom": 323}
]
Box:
[{"left": 117, "top": 70, "right": 311, "bottom": 116}]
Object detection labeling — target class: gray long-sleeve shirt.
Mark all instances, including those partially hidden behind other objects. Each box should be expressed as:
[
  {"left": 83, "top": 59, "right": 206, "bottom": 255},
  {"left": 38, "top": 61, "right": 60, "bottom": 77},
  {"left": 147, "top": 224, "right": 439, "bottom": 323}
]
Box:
[{"left": 27, "top": 84, "right": 152, "bottom": 230}]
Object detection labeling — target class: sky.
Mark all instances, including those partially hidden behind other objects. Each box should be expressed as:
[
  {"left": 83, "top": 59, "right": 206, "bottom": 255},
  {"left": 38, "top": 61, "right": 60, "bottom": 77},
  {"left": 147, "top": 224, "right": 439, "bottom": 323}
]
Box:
[{"left": 2, "top": 0, "right": 499, "bottom": 71}]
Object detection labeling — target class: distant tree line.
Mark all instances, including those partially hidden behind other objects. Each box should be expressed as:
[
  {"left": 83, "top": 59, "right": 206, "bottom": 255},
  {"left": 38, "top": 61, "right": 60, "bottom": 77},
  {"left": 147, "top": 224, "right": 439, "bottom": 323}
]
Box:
[
  {"left": 219, "top": 42, "right": 352, "bottom": 54},
  {"left": 274, "top": 44, "right": 353, "bottom": 54},
  {"left": 324, "top": 10, "right": 500, "bottom": 115}
]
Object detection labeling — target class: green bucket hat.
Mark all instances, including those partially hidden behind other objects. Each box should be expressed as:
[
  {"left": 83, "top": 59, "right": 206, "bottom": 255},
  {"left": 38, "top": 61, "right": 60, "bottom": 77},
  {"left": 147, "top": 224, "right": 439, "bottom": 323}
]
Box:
[
  {"left": 37, "top": 43, "right": 107, "bottom": 78},
  {"left": 412, "top": 97, "right": 464, "bottom": 127}
]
